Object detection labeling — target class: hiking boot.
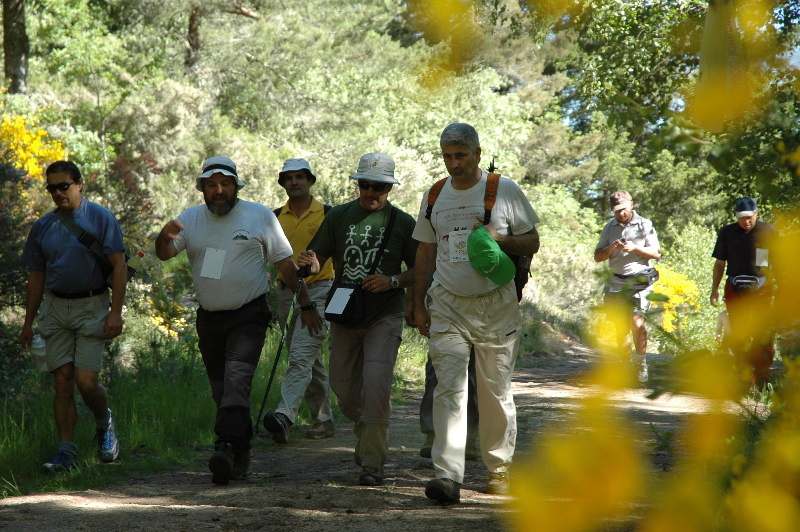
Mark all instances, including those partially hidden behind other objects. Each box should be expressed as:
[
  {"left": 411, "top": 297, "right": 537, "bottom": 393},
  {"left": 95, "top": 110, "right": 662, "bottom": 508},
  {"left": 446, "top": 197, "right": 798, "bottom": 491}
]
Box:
[
  {"left": 359, "top": 467, "right": 383, "bottom": 486},
  {"left": 486, "top": 470, "right": 510, "bottom": 495},
  {"left": 209, "top": 442, "right": 235, "bottom": 485},
  {"left": 263, "top": 411, "right": 292, "bottom": 444},
  {"left": 231, "top": 449, "right": 251, "bottom": 481},
  {"left": 425, "top": 478, "right": 461, "bottom": 504},
  {"left": 306, "top": 419, "right": 335, "bottom": 440},
  {"left": 419, "top": 432, "right": 434, "bottom": 458},
  {"left": 41, "top": 450, "right": 78, "bottom": 474},
  {"left": 633, "top": 356, "right": 648, "bottom": 383},
  {"left": 96, "top": 410, "right": 120, "bottom": 462},
  {"left": 465, "top": 435, "right": 479, "bottom": 462}
]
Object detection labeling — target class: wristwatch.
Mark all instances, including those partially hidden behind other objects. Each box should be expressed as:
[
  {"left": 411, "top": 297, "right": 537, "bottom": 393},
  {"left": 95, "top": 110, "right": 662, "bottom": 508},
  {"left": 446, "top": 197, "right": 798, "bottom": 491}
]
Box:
[
  {"left": 390, "top": 276, "right": 399, "bottom": 289},
  {"left": 300, "top": 301, "right": 317, "bottom": 312}
]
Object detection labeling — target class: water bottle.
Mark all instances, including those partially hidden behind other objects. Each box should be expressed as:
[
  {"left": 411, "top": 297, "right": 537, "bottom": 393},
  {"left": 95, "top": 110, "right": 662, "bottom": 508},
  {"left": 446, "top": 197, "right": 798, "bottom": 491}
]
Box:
[
  {"left": 127, "top": 251, "right": 145, "bottom": 269},
  {"left": 30, "top": 334, "right": 48, "bottom": 372}
]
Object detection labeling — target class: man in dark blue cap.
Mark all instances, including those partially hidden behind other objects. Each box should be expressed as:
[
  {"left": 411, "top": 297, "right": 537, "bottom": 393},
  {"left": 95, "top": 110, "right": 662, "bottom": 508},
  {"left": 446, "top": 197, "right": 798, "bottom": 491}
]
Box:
[{"left": 710, "top": 197, "right": 776, "bottom": 386}]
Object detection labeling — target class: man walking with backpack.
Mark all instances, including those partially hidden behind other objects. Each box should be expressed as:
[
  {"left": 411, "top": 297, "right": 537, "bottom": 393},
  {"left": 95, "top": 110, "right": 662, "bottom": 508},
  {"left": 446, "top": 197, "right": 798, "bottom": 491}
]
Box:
[
  {"left": 262, "top": 158, "right": 336, "bottom": 443},
  {"left": 412, "top": 123, "right": 540, "bottom": 503}
]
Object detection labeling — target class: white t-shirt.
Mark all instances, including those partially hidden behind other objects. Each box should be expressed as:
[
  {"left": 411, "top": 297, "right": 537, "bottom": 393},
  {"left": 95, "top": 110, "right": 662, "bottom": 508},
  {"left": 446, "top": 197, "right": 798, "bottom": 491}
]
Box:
[
  {"left": 173, "top": 200, "right": 293, "bottom": 311},
  {"left": 413, "top": 171, "right": 540, "bottom": 296}
]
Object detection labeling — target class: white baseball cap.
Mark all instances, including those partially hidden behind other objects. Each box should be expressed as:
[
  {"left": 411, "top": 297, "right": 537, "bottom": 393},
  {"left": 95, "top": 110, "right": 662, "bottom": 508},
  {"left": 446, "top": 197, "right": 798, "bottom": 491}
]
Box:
[
  {"left": 279, "top": 158, "right": 316, "bottom": 185},
  {"left": 196, "top": 156, "right": 245, "bottom": 191},
  {"left": 349, "top": 153, "right": 400, "bottom": 184}
]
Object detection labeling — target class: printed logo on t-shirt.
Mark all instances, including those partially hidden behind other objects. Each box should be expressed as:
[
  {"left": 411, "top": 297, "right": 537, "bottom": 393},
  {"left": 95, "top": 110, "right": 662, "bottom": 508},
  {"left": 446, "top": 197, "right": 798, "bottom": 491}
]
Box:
[
  {"left": 342, "top": 223, "right": 387, "bottom": 283},
  {"left": 232, "top": 229, "right": 251, "bottom": 243}
]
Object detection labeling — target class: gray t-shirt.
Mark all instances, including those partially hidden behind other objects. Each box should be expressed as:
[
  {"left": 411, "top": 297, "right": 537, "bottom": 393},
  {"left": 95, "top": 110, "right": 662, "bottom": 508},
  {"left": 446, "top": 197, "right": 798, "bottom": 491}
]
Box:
[
  {"left": 173, "top": 200, "right": 293, "bottom": 311},
  {"left": 595, "top": 211, "right": 659, "bottom": 277},
  {"left": 413, "top": 171, "right": 540, "bottom": 297}
]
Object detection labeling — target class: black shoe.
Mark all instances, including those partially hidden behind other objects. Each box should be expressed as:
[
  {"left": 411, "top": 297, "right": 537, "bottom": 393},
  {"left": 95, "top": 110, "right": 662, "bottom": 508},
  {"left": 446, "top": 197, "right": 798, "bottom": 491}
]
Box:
[
  {"left": 231, "top": 449, "right": 251, "bottom": 480},
  {"left": 425, "top": 478, "right": 461, "bottom": 504},
  {"left": 209, "top": 442, "right": 234, "bottom": 486},
  {"left": 359, "top": 467, "right": 383, "bottom": 486},
  {"left": 263, "top": 412, "right": 292, "bottom": 444},
  {"left": 419, "top": 432, "right": 434, "bottom": 458}
]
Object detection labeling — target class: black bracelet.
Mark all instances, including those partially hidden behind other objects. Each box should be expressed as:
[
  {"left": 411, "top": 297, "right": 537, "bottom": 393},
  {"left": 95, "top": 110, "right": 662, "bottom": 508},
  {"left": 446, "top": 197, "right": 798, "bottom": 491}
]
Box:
[{"left": 300, "top": 301, "right": 317, "bottom": 312}]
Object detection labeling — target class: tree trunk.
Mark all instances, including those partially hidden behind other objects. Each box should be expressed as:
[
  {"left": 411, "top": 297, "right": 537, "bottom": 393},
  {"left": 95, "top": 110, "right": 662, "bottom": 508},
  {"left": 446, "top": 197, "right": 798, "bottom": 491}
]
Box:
[
  {"left": 3, "top": 0, "right": 29, "bottom": 94},
  {"left": 185, "top": 6, "right": 202, "bottom": 72}
]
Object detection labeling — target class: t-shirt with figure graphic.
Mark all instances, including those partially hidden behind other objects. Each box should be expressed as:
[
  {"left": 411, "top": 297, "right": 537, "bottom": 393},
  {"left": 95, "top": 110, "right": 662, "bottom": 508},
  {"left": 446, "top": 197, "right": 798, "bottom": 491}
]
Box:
[{"left": 308, "top": 199, "right": 417, "bottom": 329}]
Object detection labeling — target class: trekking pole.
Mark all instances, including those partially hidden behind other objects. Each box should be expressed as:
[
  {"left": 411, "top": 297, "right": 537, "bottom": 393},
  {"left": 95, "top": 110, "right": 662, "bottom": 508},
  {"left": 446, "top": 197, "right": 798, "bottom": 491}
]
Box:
[{"left": 254, "top": 265, "right": 311, "bottom": 433}]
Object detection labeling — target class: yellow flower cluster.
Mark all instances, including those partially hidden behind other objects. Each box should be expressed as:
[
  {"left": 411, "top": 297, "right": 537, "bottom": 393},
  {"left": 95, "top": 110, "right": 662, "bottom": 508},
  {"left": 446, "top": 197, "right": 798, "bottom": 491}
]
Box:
[
  {"left": 147, "top": 314, "right": 188, "bottom": 341},
  {"left": 511, "top": 211, "right": 800, "bottom": 530},
  {"left": 0, "top": 113, "right": 66, "bottom": 181},
  {"left": 652, "top": 265, "right": 701, "bottom": 333}
]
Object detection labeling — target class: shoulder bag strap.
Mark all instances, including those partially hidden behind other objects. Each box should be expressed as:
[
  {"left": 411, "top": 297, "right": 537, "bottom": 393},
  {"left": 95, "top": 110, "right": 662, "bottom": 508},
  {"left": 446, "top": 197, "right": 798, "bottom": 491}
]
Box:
[
  {"left": 367, "top": 207, "right": 397, "bottom": 276},
  {"left": 56, "top": 212, "right": 112, "bottom": 269}
]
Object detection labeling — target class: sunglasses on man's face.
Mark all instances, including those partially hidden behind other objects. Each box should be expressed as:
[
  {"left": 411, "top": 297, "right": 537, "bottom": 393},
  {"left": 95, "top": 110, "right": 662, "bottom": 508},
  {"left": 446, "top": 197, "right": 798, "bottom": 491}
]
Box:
[
  {"left": 357, "top": 180, "right": 389, "bottom": 192},
  {"left": 45, "top": 182, "right": 76, "bottom": 194}
]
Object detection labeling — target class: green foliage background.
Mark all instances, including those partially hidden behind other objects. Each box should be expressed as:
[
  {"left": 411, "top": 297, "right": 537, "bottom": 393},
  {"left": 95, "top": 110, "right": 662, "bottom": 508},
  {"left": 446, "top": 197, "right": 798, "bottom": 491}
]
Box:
[{"left": 2, "top": 0, "right": 800, "bottom": 513}]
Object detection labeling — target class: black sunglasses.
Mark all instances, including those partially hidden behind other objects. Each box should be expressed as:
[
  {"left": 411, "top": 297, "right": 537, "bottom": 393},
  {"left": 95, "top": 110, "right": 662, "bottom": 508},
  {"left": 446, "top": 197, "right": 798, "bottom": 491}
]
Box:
[
  {"left": 46, "top": 182, "right": 76, "bottom": 194},
  {"left": 357, "top": 180, "right": 389, "bottom": 192}
]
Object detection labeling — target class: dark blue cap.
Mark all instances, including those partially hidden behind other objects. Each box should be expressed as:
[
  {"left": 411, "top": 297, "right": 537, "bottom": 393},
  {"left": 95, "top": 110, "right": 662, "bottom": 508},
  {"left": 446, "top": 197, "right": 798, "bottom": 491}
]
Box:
[{"left": 734, "top": 197, "right": 757, "bottom": 217}]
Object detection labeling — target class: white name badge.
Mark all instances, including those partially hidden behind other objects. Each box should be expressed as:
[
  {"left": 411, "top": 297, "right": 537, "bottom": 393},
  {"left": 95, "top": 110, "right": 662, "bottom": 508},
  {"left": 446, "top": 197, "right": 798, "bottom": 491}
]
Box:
[
  {"left": 755, "top": 248, "right": 769, "bottom": 267},
  {"left": 326, "top": 287, "right": 354, "bottom": 314},
  {"left": 448, "top": 230, "right": 470, "bottom": 262},
  {"left": 200, "top": 247, "right": 226, "bottom": 279}
]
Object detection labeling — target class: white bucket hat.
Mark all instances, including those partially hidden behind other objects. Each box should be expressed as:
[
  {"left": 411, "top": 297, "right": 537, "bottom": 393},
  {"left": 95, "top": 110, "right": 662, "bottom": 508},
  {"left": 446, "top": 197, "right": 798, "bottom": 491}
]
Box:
[
  {"left": 279, "top": 158, "right": 316, "bottom": 185},
  {"left": 349, "top": 152, "right": 400, "bottom": 184},
  {"left": 196, "top": 156, "right": 245, "bottom": 191}
]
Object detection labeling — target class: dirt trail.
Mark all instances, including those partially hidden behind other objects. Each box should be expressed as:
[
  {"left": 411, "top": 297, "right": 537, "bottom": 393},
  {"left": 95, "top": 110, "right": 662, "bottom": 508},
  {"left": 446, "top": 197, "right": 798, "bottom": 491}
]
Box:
[{"left": 0, "top": 346, "right": 711, "bottom": 531}]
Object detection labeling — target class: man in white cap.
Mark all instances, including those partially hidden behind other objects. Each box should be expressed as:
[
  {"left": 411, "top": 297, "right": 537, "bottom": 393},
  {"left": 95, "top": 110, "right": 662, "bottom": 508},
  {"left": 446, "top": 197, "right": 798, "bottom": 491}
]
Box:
[
  {"left": 262, "top": 158, "right": 336, "bottom": 444},
  {"left": 155, "top": 156, "right": 322, "bottom": 486},
  {"left": 594, "top": 190, "right": 661, "bottom": 383},
  {"left": 298, "top": 152, "right": 417, "bottom": 487},
  {"left": 413, "top": 123, "right": 540, "bottom": 503},
  {"left": 710, "top": 196, "right": 776, "bottom": 386}
]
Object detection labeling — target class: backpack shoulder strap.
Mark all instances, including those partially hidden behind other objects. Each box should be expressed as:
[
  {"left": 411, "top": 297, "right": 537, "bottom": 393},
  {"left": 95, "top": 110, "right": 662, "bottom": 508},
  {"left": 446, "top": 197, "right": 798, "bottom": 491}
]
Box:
[
  {"left": 323, "top": 204, "right": 332, "bottom": 214},
  {"left": 424, "top": 178, "right": 448, "bottom": 221},
  {"left": 483, "top": 172, "right": 501, "bottom": 225}
]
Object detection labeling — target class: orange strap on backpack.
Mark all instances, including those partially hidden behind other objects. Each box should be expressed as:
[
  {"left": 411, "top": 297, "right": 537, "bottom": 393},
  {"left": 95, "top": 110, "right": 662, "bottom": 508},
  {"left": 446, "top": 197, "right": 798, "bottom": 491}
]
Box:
[{"left": 425, "top": 172, "right": 501, "bottom": 225}]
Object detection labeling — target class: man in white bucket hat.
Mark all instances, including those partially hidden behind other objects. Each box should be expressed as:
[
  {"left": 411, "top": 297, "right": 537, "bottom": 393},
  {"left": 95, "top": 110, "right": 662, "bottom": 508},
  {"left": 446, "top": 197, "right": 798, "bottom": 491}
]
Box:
[
  {"left": 262, "top": 158, "right": 336, "bottom": 444},
  {"left": 298, "top": 152, "right": 417, "bottom": 487},
  {"left": 156, "top": 156, "right": 322, "bottom": 486}
]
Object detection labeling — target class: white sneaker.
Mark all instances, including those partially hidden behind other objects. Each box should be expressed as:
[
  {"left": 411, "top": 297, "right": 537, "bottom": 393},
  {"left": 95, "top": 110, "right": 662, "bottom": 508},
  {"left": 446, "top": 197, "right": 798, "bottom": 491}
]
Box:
[{"left": 634, "top": 357, "right": 648, "bottom": 383}]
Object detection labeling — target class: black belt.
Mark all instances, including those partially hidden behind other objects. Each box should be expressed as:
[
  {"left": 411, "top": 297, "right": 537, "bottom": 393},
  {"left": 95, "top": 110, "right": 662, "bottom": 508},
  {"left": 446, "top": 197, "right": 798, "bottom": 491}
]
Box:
[{"left": 52, "top": 286, "right": 108, "bottom": 299}]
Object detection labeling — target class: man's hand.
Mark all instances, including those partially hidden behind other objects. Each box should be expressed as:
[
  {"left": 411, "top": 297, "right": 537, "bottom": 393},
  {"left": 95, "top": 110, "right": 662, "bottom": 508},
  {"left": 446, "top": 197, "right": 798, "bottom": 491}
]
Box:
[
  {"left": 362, "top": 273, "right": 392, "bottom": 293},
  {"left": 299, "top": 306, "right": 324, "bottom": 336},
  {"left": 710, "top": 289, "right": 720, "bottom": 307},
  {"left": 297, "top": 250, "right": 320, "bottom": 275},
  {"left": 105, "top": 310, "right": 123, "bottom": 339},
  {"left": 19, "top": 324, "right": 34, "bottom": 349},
  {"left": 413, "top": 305, "right": 431, "bottom": 338},
  {"left": 155, "top": 220, "right": 185, "bottom": 260},
  {"left": 161, "top": 220, "right": 184, "bottom": 240}
]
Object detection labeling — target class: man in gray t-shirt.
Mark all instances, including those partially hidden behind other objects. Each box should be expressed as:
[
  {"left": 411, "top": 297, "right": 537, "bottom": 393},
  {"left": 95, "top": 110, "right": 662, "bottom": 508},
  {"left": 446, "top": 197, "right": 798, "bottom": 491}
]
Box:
[
  {"left": 155, "top": 156, "right": 321, "bottom": 486},
  {"left": 594, "top": 190, "right": 661, "bottom": 382}
]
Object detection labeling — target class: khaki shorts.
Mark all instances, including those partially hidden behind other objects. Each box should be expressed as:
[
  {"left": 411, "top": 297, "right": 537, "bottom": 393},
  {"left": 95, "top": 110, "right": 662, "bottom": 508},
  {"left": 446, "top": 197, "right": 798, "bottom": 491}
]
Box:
[
  {"left": 603, "top": 285, "right": 653, "bottom": 316},
  {"left": 37, "top": 292, "right": 109, "bottom": 372}
]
